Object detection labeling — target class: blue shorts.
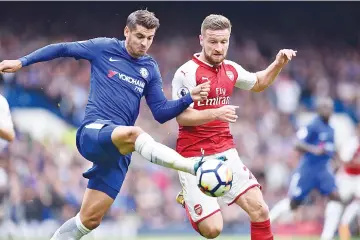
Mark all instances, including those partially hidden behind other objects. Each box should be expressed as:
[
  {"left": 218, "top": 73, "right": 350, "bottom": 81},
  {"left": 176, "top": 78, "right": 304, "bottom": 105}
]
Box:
[
  {"left": 76, "top": 119, "right": 131, "bottom": 199},
  {"left": 288, "top": 167, "right": 337, "bottom": 202}
]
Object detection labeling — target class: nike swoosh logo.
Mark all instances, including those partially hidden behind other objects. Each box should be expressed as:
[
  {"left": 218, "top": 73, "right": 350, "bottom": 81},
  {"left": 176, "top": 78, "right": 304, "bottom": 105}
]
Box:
[{"left": 109, "top": 57, "right": 121, "bottom": 62}]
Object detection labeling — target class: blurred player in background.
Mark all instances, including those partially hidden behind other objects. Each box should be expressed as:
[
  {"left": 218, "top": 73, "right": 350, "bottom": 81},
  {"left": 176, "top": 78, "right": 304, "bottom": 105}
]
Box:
[
  {"left": 326, "top": 126, "right": 360, "bottom": 240},
  {"left": 0, "top": 92, "right": 15, "bottom": 231},
  {"left": 270, "top": 97, "right": 343, "bottom": 240},
  {"left": 172, "top": 14, "right": 296, "bottom": 240},
  {"left": 0, "top": 10, "right": 210, "bottom": 240},
  {"left": 0, "top": 94, "right": 15, "bottom": 143}
]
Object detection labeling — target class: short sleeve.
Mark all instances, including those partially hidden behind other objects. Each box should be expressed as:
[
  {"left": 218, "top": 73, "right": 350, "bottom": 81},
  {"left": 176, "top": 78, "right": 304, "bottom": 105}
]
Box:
[
  {"left": 171, "top": 66, "right": 197, "bottom": 107},
  {"left": 226, "top": 60, "right": 257, "bottom": 90}
]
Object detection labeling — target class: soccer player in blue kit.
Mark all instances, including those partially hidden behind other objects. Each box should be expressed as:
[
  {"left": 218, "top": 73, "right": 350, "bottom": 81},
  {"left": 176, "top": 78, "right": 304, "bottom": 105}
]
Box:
[
  {"left": 0, "top": 10, "right": 210, "bottom": 239},
  {"left": 270, "top": 97, "right": 343, "bottom": 239}
]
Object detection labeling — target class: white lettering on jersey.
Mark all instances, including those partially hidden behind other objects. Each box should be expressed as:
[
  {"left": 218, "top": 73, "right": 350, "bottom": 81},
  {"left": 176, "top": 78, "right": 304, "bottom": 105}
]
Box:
[{"left": 197, "top": 96, "right": 230, "bottom": 106}]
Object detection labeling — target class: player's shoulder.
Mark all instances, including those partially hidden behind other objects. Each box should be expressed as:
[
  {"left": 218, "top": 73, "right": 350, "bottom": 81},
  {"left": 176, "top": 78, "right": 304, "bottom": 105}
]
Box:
[
  {"left": 223, "top": 59, "right": 238, "bottom": 66},
  {"left": 176, "top": 59, "right": 199, "bottom": 75},
  {"left": 86, "top": 37, "right": 120, "bottom": 49}
]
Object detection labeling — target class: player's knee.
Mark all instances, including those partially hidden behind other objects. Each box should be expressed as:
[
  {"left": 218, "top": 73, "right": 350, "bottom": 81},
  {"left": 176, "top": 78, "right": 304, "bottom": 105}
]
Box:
[
  {"left": 199, "top": 223, "right": 222, "bottom": 239},
  {"left": 113, "top": 126, "right": 144, "bottom": 143},
  {"left": 79, "top": 212, "right": 102, "bottom": 230},
  {"left": 248, "top": 201, "right": 270, "bottom": 222}
]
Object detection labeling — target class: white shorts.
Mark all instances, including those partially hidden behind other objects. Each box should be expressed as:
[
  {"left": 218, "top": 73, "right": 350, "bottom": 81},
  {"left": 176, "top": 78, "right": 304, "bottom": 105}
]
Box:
[
  {"left": 178, "top": 148, "right": 261, "bottom": 223},
  {"left": 336, "top": 170, "right": 360, "bottom": 202}
]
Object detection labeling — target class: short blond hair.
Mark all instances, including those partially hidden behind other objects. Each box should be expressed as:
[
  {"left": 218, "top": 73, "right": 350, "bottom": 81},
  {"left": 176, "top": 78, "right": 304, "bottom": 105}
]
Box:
[{"left": 201, "top": 14, "right": 232, "bottom": 35}]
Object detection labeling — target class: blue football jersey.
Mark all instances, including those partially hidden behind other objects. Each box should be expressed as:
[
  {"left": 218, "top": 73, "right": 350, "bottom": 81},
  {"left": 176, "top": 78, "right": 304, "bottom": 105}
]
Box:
[
  {"left": 296, "top": 116, "right": 336, "bottom": 169},
  {"left": 19, "top": 37, "right": 193, "bottom": 127}
]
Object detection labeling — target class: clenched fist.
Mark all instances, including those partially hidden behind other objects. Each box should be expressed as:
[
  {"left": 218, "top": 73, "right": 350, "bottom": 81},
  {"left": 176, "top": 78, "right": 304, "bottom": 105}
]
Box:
[
  {"left": 213, "top": 105, "right": 239, "bottom": 123},
  {"left": 191, "top": 81, "right": 211, "bottom": 102},
  {"left": 0, "top": 60, "right": 22, "bottom": 73}
]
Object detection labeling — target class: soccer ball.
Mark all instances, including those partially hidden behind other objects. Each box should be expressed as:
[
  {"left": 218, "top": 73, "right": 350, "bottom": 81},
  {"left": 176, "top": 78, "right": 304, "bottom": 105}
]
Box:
[{"left": 196, "top": 159, "right": 233, "bottom": 197}]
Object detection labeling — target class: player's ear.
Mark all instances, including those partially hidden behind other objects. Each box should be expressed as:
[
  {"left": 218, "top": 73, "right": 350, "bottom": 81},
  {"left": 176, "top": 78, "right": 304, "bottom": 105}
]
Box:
[
  {"left": 124, "top": 26, "right": 130, "bottom": 38},
  {"left": 199, "top": 35, "right": 203, "bottom": 47}
]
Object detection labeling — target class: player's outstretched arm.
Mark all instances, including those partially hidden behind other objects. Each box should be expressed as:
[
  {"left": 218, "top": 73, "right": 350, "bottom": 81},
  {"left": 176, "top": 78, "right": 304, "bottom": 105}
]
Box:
[
  {"left": 0, "top": 38, "right": 107, "bottom": 73},
  {"left": 145, "top": 65, "right": 210, "bottom": 124},
  {"left": 251, "top": 49, "right": 297, "bottom": 92},
  {"left": 176, "top": 105, "right": 239, "bottom": 126}
]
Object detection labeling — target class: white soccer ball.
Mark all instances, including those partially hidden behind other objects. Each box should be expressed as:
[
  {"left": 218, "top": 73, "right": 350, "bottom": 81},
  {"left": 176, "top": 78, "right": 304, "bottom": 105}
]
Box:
[{"left": 196, "top": 159, "right": 233, "bottom": 197}]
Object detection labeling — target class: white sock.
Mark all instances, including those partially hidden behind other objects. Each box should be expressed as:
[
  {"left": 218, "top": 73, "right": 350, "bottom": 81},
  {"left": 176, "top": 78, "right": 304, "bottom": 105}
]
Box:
[
  {"left": 269, "top": 198, "right": 291, "bottom": 223},
  {"left": 341, "top": 201, "right": 360, "bottom": 225},
  {"left": 51, "top": 213, "right": 91, "bottom": 240},
  {"left": 320, "top": 201, "right": 343, "bottom": 240},
  {"left": 135, "top": 132, "right": 196, "bottom": 175}
]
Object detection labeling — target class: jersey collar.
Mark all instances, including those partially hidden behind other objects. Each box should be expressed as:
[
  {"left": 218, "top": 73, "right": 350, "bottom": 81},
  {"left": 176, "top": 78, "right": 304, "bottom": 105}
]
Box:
[{"left": 192, "top": 53, "right": 223, "bottom": 72}]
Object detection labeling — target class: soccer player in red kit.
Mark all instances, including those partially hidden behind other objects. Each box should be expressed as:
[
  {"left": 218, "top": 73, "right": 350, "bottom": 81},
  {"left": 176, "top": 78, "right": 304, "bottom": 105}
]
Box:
[
  {"left": 172, "top": 14, "right": 296, "bottom": 239},
  {"left": 323, "top": 126, "right": 360, "bottom": 240}
]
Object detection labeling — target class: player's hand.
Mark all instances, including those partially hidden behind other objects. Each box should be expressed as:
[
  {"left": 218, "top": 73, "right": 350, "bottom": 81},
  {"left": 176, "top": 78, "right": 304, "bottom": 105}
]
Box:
[
  {"left": 0, "top": 60, "right": 22, "bottom": 73},
  {"left": 275, "top": 49, "right": 297, "bottom": 66},
  {"left": 191, "top": 81, "right": 210, "bottom": 102},
  {"left": 213, "top": 105, "right": 239, "bottom": 123}
]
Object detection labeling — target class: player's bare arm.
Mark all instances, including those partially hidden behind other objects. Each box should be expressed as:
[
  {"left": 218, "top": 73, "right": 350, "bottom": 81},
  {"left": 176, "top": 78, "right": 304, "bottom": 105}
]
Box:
[
  {"left": 251, "top": 49, "right": 297, "bottom": 92},
  {"left": 176, "top": 105, "right": 238, "bottom": 126}
]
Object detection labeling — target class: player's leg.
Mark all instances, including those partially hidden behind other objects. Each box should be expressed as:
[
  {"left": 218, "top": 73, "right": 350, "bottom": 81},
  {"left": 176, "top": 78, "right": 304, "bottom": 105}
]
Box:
[
  {"left": 178, "top": 170, "right": 223, "bottom": 239},
  {"left": 51, "top": 121, "right": 128, "bottom": 239},
  {"left": 318, "top": 170, "right": 344, "bottom": 240},
  {"left": 270, "top": 171, "right": 312, "bottom": 223},
  {"left": 220, "top": 149, "right": 272, "bottom": 240},
  {"left": 51, "top": 181, "right": 116, "bottom": 239},
  {"left": 338, "top": 176, "right": 360, "bottom": 240},
  {"left": 338, "top": 200, "right": 360, "bottom": 240},
  {"left": 109, "top": 124, "right": 197, "bottom": 174}
]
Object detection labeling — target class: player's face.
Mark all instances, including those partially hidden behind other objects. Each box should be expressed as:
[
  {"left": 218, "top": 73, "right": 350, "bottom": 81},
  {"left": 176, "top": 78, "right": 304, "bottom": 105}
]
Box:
[
  {"left": 200, "top": 29, "right": 230, "bottom": 65},
  {"left": 318, "top": 102, "right": 334, "bottom": 120},
  {"left": 124, "top": 25, "right": 156, "bottom": 58}
]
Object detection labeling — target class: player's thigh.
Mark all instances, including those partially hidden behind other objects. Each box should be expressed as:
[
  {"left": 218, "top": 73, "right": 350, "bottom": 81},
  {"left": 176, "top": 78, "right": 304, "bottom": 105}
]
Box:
[
  {"left": 336, "top": 172, "right": 355, "bottom": 202},
  {"left": 178, "top": 171, "right": 223, "bottom": 227},
  {"left": 111, "top": 125, "right": 144, "bottom": 155},
  {"left": 219, "top": 149, "right": 261, "bottom": 206},
  {"left": 287, "top": 170, "right": 314, "bottom": 203},
  {"left": 79, "top": 188, "right": 114, "bottom": 229},
  {"left": 78, "top": 120, "right": 143, "bottom": 161},
  {"left": 317, "top": 169, "right": 337, "bottom": 197}
]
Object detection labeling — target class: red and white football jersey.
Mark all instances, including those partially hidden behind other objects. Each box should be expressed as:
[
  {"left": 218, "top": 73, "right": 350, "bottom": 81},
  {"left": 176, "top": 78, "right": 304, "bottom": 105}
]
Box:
[
  {"left": 340, "top": 136, "right": 360, "bottom": 175},
  {"left": 172, "top": 54, "right": 257, "bottom": 157}
]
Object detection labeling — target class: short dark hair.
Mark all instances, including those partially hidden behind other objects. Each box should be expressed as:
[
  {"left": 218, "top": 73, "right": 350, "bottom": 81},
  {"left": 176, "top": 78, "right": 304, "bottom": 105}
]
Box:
[
  {"left": 126, "top": 10, "right": 160, "bottom": 30},
  {"left": 201, "top": 14, "right": 232, "bottom": 34}
]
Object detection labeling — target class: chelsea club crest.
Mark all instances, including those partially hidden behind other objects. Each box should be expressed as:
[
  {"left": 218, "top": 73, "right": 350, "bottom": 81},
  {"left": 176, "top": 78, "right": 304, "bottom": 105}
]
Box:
[{"left": 140, "top": 68, "right": 149, "bottom": 79}]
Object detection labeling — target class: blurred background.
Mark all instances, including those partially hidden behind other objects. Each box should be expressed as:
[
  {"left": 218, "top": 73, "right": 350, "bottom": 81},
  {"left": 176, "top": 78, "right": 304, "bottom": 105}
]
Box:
[{"left": 0, "top": 1, "right": 360, "bottom": 239}]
